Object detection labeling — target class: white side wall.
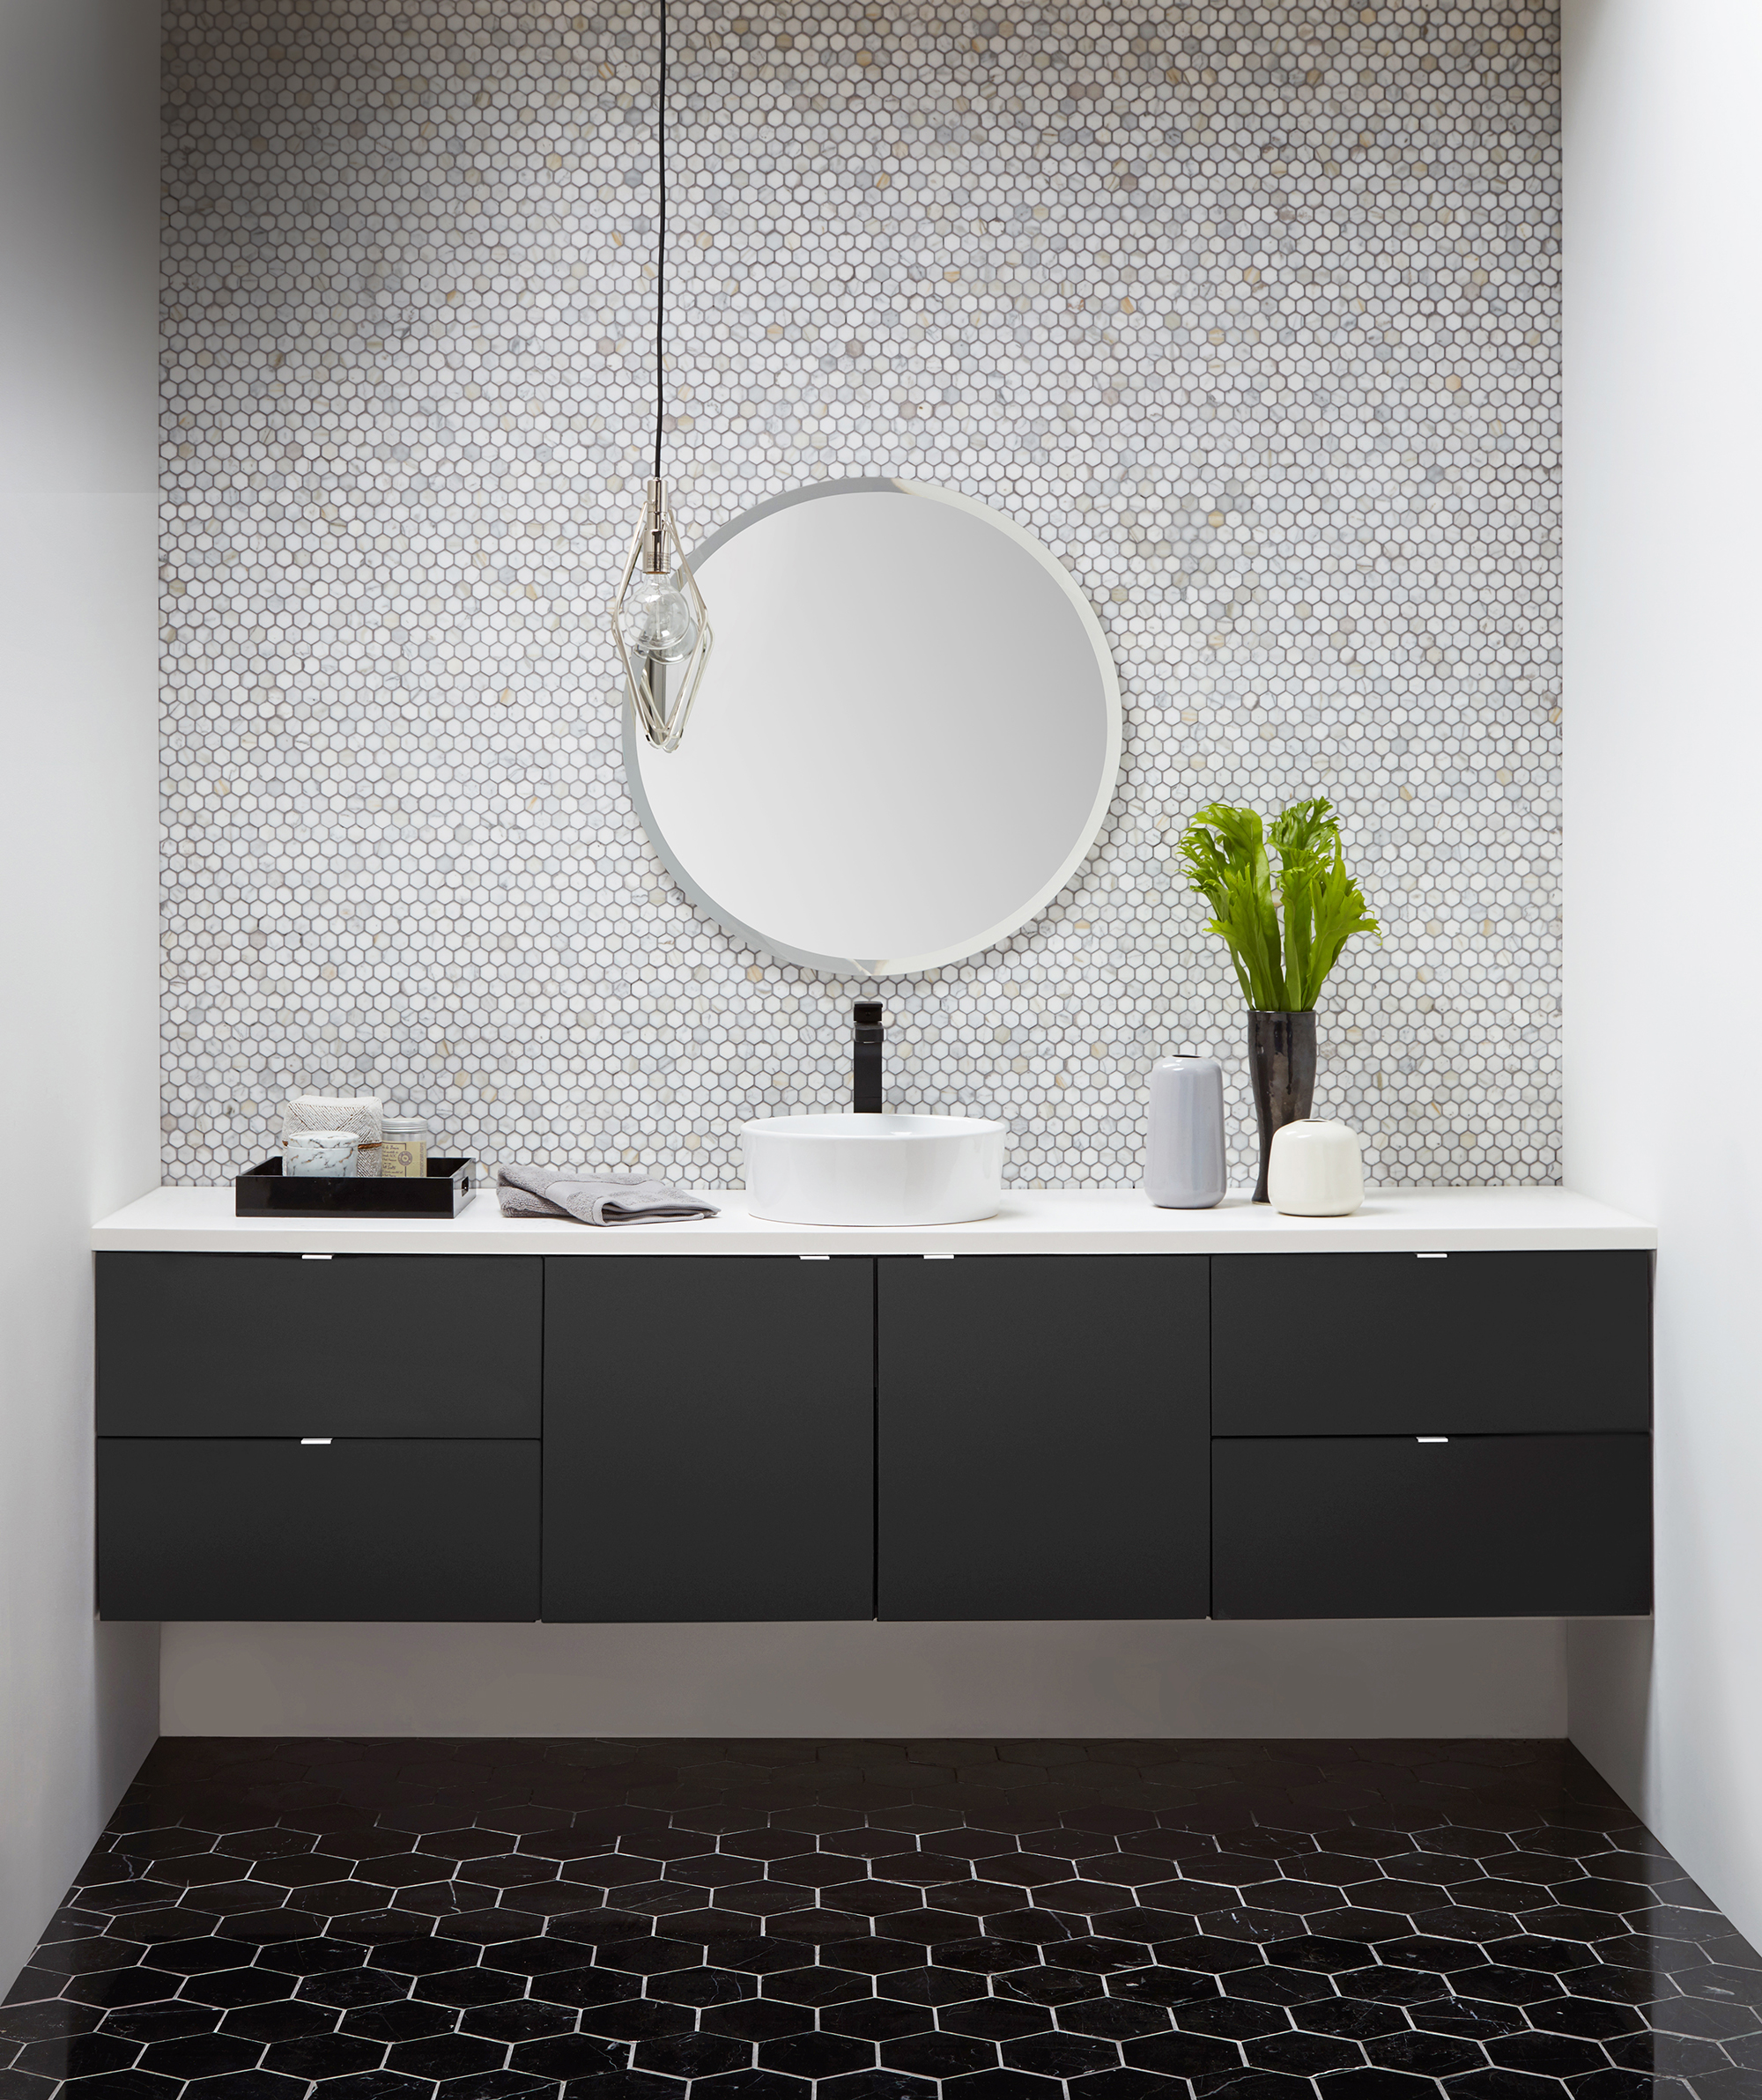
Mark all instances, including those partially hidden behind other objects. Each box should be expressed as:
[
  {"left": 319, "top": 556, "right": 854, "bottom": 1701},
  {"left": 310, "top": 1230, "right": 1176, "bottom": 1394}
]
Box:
[
  {"left": 161, "top": 1618, "right": 1567, "bottom": 1739},
  {"left": 1562, "top": 0, "right": 1762, "bottom": 1948},
  {"left": 0, "top": 0, "right": 161, "bottom": 1996}
]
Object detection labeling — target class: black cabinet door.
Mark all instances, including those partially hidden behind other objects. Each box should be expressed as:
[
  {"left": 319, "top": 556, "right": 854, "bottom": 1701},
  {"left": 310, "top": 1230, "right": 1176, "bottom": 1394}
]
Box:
[
  {"left": 96, "top": 1253, "right": 543, "bottom": 1437},
  {"left": 543, "top": 1256, "right": 874, "bottom": 1621},
  {"left": 98, "top": 1438, "right": 539, "bottom": 1620},
  {"left": 1211, "top": 1250, "right": 1651, "bottom": 1436},
  {"left": 1212, "top": 1433, "right": 1652, "bottom": 1617},
  {"left": 877, "top": 1255, "right": 1209, "bottom": 1620}
]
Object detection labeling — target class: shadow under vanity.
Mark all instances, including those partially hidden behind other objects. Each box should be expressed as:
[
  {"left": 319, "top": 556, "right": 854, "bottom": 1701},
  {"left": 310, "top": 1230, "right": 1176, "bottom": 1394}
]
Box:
[{"left": 91, "top": 1190, "right": 1654, "bottom": 1625}]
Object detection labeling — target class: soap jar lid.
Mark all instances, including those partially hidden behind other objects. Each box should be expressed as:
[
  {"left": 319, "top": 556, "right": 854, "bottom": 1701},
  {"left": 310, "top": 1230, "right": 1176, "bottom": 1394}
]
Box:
[{"left": 381, "top": 1113, "right": 430, "bottom": 1138}]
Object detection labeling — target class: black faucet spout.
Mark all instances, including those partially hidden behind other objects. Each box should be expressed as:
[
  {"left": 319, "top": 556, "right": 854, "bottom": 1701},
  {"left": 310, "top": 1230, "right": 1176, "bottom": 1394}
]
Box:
[{"left": 853, "top": 1000, "right": 884, "bottom": 1114}]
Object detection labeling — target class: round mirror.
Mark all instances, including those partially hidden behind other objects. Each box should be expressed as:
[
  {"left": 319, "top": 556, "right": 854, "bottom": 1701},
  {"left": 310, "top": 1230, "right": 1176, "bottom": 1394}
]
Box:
[{"left": 623, "top": 478, "right": 1122, "bottom": 978}]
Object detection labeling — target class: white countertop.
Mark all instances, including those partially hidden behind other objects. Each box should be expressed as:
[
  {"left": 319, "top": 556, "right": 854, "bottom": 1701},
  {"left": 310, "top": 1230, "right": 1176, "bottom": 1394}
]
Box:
[{"left": 91, "top": 1185, "right": 1656, "bottom": 1257}]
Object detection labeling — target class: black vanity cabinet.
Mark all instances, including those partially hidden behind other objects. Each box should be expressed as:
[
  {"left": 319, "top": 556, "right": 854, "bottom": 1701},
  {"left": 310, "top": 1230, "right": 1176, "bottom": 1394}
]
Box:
[
  {"left": 95, "top": 1252, "right": 542, "bottom": 1621},
  {"left": 877, "top": 1255, "right": 1210, "bottom": 1620},
  {"left": 1210, "top": 1250, "right": 1653, "bottom": 1617},
  {"left": 94, "top": 1239, "right": 1652, "bottom": 1623},
  {"left": 542, "top": 1255, "right": 874, "bottom": 1621}
]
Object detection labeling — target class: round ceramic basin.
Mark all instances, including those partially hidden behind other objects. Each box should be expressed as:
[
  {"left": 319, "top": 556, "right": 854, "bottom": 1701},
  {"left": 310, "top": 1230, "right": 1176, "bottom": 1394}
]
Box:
[{"left": 741, "top": 1113, "right": 1007, "bottom": 1226}]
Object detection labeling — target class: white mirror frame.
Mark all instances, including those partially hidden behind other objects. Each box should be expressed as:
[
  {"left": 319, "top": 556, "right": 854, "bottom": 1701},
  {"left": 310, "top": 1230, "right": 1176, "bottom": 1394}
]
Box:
[{"left": 622, "top": 478, "right": 1122, "bottom": 979}]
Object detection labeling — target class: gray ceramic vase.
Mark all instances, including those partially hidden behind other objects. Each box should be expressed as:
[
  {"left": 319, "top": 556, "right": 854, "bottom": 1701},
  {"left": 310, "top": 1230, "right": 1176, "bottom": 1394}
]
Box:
[{"left": 1144, "top": 1054, "right": 1227, "bottom": 1209}]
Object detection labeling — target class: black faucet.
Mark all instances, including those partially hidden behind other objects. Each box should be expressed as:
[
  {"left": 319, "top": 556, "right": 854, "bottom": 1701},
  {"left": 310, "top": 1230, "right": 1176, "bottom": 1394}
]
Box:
[{"left": 853, "top": 1000, "right": 884, "bottom": 1113}]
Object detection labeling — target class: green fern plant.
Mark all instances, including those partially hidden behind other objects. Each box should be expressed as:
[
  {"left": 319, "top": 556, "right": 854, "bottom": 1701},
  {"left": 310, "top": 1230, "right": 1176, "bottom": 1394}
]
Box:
[{"left": 1176, "top": 797, "right": 1381, "bottom": 1011}]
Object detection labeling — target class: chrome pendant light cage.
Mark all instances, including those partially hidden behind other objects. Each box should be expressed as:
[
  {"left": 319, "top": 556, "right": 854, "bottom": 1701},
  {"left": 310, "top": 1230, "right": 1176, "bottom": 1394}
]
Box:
[
  {"left": 608, "top": 0, "right": 712, "bottom": 752},
  {"left": 612, "top": 477, "right": 712, "bottom": 754}
]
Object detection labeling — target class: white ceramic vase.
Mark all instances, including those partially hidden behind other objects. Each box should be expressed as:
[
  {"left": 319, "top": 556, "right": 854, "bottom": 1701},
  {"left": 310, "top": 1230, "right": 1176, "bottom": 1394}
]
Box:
[{"left": 1266, "top": 1118, "right": 1364, "bottom": 1216}]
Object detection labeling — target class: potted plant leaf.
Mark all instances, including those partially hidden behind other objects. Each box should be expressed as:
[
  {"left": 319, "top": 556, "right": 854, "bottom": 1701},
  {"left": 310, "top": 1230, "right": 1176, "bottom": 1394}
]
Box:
[{"left": 1175, "top": 798, "right": 1380, "bottom": 1202}]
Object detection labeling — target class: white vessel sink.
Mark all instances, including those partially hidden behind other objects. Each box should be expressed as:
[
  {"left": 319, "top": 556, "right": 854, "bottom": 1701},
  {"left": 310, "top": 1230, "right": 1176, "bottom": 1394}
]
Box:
[{"left": 742, "top": 1113, "right": 1007, "bottom": 1227}]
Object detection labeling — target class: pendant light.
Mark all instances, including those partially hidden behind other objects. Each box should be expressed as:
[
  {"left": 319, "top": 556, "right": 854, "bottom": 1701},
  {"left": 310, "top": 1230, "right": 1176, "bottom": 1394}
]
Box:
[{"left": 610, "top": 0, "right": 712, "bottom": 753}]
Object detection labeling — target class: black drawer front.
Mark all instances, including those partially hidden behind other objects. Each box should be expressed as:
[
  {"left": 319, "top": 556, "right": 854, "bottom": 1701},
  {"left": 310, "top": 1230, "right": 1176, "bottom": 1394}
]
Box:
[
  {"left": 878, "top": 1255, "right": 1210, "bottom": 1621},
  {"left": 96, "top": 1253, "right": 542, "bottom": 1437},
  {"left": 1211, "top": 1250, "right": 1651, "bottom": 1436},
  {"left": 1213, "top": 1433, "right": 1652, "bottom": 1618},
  {"left": 98, "top": 1438, "right": 539, "bottom": 1620},
  {"left": 543, "top": 1256, "right": 875, "bottom": 1622}
]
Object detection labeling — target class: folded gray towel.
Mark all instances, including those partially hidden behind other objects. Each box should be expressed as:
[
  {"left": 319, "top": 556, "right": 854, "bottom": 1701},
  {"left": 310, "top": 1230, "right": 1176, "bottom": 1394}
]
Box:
[{"left": 497, "top": 1164, "right": 720, "bottom": 1227}]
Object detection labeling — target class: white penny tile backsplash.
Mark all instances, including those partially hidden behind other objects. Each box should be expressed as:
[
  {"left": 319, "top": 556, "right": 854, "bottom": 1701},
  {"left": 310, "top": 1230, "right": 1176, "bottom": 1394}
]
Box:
[{"left": 160, "top": 2, "right": 1560, "bottom": 1190}]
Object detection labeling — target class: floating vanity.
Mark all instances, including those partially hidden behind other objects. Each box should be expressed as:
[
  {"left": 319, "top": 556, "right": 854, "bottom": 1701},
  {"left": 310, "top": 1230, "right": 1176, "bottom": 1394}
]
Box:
[{"left": 91, "top": 1186, "right": 1655, "bottom": 1627}]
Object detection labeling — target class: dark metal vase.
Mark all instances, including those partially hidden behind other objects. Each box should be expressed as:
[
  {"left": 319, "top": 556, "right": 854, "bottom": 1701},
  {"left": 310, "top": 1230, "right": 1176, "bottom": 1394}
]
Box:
[{"left": 1247, "top": 1009, "right": 1316, "bottom": 1203}]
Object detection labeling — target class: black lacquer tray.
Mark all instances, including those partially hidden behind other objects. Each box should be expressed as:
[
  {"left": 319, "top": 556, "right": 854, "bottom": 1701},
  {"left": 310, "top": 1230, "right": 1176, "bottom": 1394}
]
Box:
[{"left": 234, "top": 1157, "right": 479, "bottom": 1218}]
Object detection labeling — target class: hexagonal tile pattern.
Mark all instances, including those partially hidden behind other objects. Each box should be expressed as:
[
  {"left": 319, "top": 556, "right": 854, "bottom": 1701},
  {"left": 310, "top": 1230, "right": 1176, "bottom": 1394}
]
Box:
[
  {"left": 159, "top": 4, "right": 1561, "bottom": 1194},
  {"left": 4, "top": 1739, "right": 1752, "bottom": 2100}
]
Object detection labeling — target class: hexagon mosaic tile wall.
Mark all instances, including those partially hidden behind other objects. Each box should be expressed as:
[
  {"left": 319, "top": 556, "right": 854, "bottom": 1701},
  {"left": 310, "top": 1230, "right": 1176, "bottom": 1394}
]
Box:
[{"left": 160, "top": 1, "right": 1561, "bottom": 1190}]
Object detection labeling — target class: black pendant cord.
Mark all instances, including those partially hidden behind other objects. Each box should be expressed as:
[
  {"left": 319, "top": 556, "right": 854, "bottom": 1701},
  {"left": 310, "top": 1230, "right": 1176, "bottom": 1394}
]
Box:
[{"left": 653, "top": 0, "right": 667, "bottom": 484}]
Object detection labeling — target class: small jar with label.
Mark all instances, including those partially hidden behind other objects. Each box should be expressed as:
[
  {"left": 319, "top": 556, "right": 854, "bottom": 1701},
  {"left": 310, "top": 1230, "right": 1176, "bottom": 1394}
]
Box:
[{"left": 380, "top": 1113, "right": 432, "bottom": 1179}]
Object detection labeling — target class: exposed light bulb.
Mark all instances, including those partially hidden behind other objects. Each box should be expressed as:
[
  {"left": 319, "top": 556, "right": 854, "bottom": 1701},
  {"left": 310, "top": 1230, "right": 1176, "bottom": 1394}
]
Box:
[
  {"left": 618, "top": 568, "right": 699, "bottom": 663},
  {"left": 610, "top": 476, "right": 713, "bottom": 751}
]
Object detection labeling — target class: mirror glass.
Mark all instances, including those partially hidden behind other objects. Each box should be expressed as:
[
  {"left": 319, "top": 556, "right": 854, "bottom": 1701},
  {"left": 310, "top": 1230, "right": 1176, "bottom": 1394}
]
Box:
[{"left": 624, "top": 479, "right": 1122, "bottom": 977}]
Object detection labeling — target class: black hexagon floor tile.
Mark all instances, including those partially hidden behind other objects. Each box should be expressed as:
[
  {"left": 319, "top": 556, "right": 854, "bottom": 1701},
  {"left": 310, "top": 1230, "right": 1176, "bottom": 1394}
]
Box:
[{"left": 4, "top": 1742, "right": 1755, "bottom": 2100}]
